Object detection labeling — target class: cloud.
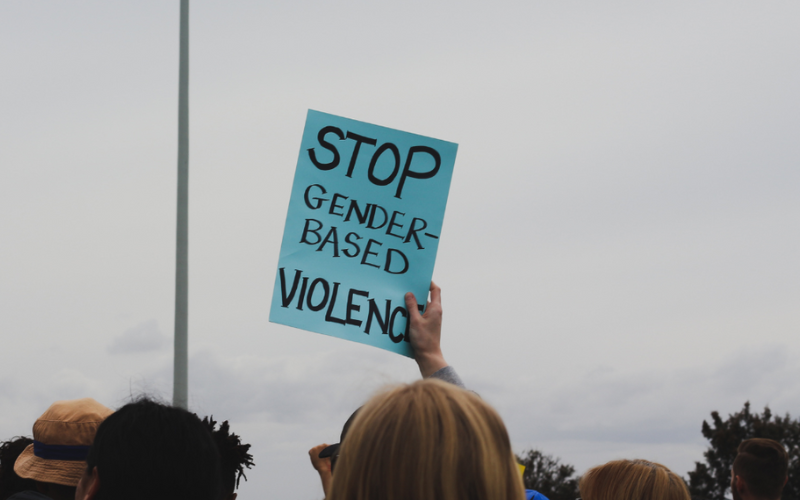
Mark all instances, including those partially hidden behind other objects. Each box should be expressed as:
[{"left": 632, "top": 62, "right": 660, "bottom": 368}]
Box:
[
  {"left": 359, "top": 346, "right": 793, "bottom": 481},
  {"left": 494, "top": 344, "right": 800, "bottom": 475},
  {"left": 108, "top": 320, "right": 167, "bottom": 355},
  {"left": 169, "top": 346, "right": 414, "bottom": 425}
]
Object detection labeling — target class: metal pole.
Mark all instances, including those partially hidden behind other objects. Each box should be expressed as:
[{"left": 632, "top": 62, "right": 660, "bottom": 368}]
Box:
[{"left": 173, "top": 0, "right": 189, "bottom": 409}]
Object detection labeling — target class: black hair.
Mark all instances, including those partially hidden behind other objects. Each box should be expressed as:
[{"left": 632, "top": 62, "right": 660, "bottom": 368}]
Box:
[
  {"left": 734, "top": 438, "right": 789, "bottom": 500},
  {"left": 86, "top": 397, "right": 222, "bottom": 500},
  {"left": 0, "top": 437, "right": 36, "bottom": 500},
  {"left": 328, "top": 408, "right": 360, "bottom": 473},
  {"left": 200, "top": 416, "right": 254, "bottom": 494}
]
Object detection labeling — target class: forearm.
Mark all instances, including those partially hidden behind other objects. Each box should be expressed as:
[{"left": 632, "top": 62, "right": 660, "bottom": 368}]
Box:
[{"left": 318, "top": 470, "right": 332, "bottom": 498}]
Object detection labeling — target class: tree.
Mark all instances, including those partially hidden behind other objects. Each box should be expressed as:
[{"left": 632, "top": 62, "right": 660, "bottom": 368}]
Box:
[
  {"left": 516, "top": 448, "right": 580, "bottom": 500},
  {"left": 687, "top": 402, "right": 800, "bottom": 500}
]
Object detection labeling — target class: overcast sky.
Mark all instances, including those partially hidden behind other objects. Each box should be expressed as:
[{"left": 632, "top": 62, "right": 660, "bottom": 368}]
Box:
[{"left": 1, "top": 1, "right": 798, "bottom": 498}]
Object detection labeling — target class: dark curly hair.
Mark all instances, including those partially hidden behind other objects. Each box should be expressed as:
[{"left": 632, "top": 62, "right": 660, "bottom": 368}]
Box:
[
  {"left": 0, "top": 436, "right": 36, "bottom": 500},
  {"left": 201, "top": 417, "right": 255, "bottom": 494},
  {"left": 87, "top": 397, "right": 222, "bottom": 500}
]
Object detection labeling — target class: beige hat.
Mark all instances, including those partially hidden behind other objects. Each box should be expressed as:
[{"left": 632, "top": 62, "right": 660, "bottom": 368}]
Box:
[{"left": 14, "top": 397, "right": 113, "bottom": 487}]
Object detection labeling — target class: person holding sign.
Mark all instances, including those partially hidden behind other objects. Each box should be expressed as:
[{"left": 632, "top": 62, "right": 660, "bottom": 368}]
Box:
[
  {"left": 309, "top": 282, "right": 465, "bottom": 498},
  {"left": 325, "top": 379, "right": 524, "bottom": 500}
]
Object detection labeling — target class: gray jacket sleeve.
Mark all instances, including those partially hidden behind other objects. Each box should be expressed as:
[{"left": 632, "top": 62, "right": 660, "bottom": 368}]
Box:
[{"left": 428, "top": 366, "right": 465, "bottom": 389}]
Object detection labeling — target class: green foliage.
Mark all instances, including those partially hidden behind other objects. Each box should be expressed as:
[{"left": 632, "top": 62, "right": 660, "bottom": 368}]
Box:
[
  {"left": 687, "top": 402, "right": 800, "bottom": 500},
  {"left": 516, "top": 448, "right": 580, "bottom": 500}
]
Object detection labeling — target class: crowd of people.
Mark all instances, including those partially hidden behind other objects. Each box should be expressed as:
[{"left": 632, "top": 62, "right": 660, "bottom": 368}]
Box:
[
  {"left": 0, "top": 283, "right": 790, "bottom": 500},
  {"left": 0, "top": 396, "right": 253, "bottom": 500}
]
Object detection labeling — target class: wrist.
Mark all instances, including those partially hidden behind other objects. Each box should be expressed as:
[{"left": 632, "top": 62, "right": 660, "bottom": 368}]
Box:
[{"left": 417, "top": 351, "right": 448, "bottom": 378}]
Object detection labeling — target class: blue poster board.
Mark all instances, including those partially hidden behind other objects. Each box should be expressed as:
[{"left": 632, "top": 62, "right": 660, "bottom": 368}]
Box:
[{"left": 270, "top": 110, "right": 458, "bottom": 357}]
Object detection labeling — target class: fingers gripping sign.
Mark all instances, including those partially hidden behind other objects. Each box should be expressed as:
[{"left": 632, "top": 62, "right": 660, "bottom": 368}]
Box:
[{"left": 405, "top": 282, "right": 448, "bottom": 378}]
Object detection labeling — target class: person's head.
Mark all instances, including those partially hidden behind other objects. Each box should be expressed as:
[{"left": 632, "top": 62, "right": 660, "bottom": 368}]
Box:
[
  {"left": 327, "top": 378, "right": 525, "bottom": 500},
  {"left": 201, "top": 416, "right": 255, "bottom": 500},
  {"left": 0, "top": 437, "right": 36, "bottom": 499},
  {"left": 76, "top": 397, "right": 222, "bottom": 500},
  {"left": 732, "top": 438, "right": 788, "bottom": 500},
  {"left": 13, "top": 398, "right": 112, "bottom": 500},
  {"left": 579, "top": 459, "right": 690, "bottom": 500}
]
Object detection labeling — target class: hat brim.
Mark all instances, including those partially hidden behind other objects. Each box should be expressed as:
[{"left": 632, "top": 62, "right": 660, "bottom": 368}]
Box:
[
  {"left": 318, "top": 443, "right": 340, "bottom": 459},
  {"left": 14, "top": 444, "right": 86, "bottom": 487}
]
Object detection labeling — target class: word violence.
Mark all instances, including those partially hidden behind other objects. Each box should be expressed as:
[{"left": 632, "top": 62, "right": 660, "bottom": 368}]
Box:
[{"left": 278, "top": 268, "right": 423, "bottom": 343}]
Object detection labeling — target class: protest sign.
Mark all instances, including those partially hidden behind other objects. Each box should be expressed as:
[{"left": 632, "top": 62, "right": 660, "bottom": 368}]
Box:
[{"left": 270, "top": 110, "right": 458, "bottom": 357}]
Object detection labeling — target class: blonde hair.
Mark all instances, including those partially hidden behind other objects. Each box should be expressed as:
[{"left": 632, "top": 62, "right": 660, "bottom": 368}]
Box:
[
  {"left": 327, "top": 379, "right": 525, "bottom": 500},
  {"left": 579, "top": 459, "right": 690, "bottom": 500}
]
